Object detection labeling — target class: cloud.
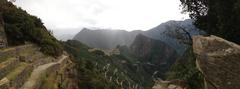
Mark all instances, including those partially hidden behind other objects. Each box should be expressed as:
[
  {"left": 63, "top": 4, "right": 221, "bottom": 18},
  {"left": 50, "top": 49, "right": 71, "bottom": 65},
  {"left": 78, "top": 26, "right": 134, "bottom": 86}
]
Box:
[{"left": 13, "top": 0, "right": 189, "bottom": 31}]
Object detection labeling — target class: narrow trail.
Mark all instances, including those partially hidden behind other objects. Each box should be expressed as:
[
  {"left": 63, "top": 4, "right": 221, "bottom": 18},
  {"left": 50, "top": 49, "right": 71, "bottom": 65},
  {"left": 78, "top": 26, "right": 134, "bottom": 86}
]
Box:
[{"left": 20, "top": 55, "right": 67, "bottom": 89}]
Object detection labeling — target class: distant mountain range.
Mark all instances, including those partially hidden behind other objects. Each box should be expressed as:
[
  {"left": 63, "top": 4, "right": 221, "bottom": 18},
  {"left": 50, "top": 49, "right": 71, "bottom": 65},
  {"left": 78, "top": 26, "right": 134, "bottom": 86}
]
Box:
[
  {"left": 73, "top": 19, "right": 201, "bottom": 55},
  {"left": 73, "top": 28, "right": 143, "bottom": 49}
]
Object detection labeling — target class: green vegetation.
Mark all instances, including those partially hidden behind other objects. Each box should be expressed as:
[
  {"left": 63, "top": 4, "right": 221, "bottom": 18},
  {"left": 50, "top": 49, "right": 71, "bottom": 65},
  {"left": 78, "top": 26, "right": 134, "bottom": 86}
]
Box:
[
  {"left": 6, "top": 62, "right": 28, "bottom": 80},
  {"left": 63, "top": 40, "right": 120, "bottom": 89},
  {"left": 92, "top": 50, "right": 105, "bottom": 56},
  {"left": 0, "top": 55, "right": 11, "bottom": 63},
  {"left": 63, "top": 40, "right": 153, "bottom": 89},
  {"left": 165, "top": 48, "right": 204, "bottom": 89},
  {"left": 0, "top": 0, "right": 63, "bottom": 57},
  {"left": 180, "top": 0, "right": 240, "bottom": 44}
]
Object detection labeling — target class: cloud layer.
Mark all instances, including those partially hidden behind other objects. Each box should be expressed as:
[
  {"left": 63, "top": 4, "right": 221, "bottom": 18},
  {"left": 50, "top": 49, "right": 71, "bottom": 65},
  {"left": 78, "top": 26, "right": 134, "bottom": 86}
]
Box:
[{"left": 14, "top": 0, "right": 189, "bottom": 31}]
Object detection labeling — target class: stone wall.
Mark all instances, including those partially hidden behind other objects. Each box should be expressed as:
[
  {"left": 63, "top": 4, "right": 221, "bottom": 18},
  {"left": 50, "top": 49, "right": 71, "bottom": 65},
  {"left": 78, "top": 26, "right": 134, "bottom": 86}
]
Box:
[
  {"left": 0, "top": 44, "right": 35, "bottom": 59},
  {"left": 10, "top": 64, "right": 34, "bottom": 89},
  {"left": 0, "top": 59, "right": 20, "bottom": 79},
  {"left": 38, "top": 56, "right": 76, "bottom": 89}
]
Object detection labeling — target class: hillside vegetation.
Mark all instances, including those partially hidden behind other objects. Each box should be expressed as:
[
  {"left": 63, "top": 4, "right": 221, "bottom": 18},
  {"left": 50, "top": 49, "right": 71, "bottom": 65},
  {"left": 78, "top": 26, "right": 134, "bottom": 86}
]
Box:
[
  {"left": 165, "top": 48, "right": 204, "bottom": 89},
  {"left": 0, "top": 0, "right": 63, "bottom": 57},
  {"left": 63, "top": 40, "right": 156, "bottom": 89}
]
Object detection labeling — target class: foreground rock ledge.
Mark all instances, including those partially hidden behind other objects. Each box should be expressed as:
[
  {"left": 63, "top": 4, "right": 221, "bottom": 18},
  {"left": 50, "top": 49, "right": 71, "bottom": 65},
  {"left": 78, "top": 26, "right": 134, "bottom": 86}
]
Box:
[{"left": 193, "top": 35, "right": 240, "bottom": 89}]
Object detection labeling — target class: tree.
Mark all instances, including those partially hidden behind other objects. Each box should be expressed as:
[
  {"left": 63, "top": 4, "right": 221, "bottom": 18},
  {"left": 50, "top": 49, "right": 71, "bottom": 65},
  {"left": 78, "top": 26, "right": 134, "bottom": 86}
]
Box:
[
  {"left": 180, "top": 0, "right": 240, "bottom": 44},
  {"left": 0, "top": 0, "right": 63, "bottom": 56},
  {"left": 164, "top": 24, "right": 193, "bottom": 46}
]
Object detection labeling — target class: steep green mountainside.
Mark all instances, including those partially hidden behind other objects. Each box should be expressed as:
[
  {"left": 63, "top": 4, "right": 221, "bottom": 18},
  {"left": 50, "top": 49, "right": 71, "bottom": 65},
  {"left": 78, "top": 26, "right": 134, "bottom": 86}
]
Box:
[
  {"left": 165, "top": 48, "right": 204, "bottom": 89},
  {"left": 129, "top": 34, "right": 178, "bottom": 78},
  {"left": 63, "top": 34, "right": 179, "bottom": 89},
  {"left": 63, "top": 40, "right": 154, "bottom": 89},
  {"left": 0, "top": 0, "right": 63, "bottom": 56},
  {"left": 73, "top": 20, "right": 201, "bottom": 55},
  {"left": 0, "top": 1, "right": 75, "bottom": 89}
]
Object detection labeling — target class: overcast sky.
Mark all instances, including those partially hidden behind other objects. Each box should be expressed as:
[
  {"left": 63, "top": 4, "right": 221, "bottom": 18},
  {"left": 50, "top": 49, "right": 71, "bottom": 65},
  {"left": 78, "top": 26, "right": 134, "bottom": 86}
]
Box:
[{"left": 13, "top": 0, "right": 189, "bottom": 32}]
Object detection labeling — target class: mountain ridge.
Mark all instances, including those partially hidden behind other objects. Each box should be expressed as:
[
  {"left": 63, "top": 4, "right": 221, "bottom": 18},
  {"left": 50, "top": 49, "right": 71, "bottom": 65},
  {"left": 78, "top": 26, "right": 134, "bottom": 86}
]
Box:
[{"left": 73, "top": 19, "right": 201, "bottom": 55}]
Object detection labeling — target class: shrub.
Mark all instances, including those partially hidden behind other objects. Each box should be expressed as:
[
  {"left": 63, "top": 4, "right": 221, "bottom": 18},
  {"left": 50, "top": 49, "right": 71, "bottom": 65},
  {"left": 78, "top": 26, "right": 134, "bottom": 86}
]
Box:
[{"left": 0, "top": 0, "right": 63, "bottom": 56}]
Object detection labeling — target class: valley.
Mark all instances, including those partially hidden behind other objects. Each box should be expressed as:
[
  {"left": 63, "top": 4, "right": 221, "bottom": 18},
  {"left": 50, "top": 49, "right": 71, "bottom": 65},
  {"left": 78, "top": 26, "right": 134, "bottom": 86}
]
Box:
[{"left": 0, "top": 0, "right": 240, "bottom": 89}]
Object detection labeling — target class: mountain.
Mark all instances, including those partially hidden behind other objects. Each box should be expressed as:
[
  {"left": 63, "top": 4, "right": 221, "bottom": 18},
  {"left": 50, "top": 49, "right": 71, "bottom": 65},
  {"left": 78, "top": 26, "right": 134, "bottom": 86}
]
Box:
[
  {"left": 129, "top": 34, "right": 178, "bottom": 78},
  {"left": 0, "top": 0, "right": 63, "bottom": 56},
  {"left": 53, "top": 28, "right": 81, "bottom": 41},
  {"left": 143, "top": 19, "right": 201, "bottom": 54},
  {"left": 64, "top": 34, "right": 179, "bottom": 89},
  {"left": 73, "top": 19, "right": 201, "bottom": 55},
  {"left": 0, "top": 1, "right": 180, "bottom": 89},
  {"left": 130, "top": 34, "right": 177, "bottom": 68},
  {"left": 63, "top": 40, "right": 153, "bottom": 89},
  {"left": 73, "top": 28, "right": 143, "bottom": 49}
]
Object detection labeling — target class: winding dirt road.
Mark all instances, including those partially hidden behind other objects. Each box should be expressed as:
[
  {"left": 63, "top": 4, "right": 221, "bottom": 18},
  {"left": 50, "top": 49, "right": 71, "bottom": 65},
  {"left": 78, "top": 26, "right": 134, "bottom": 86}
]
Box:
[{"left": 20, "top": 55, "right": 67, "bottom": 89}]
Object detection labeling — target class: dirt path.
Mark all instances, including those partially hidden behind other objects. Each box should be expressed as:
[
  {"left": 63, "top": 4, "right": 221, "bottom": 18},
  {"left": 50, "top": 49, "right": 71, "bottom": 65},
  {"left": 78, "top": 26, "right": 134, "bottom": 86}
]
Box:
[{"left": 20, "top": 55, "right": 67, "bottom": 89}]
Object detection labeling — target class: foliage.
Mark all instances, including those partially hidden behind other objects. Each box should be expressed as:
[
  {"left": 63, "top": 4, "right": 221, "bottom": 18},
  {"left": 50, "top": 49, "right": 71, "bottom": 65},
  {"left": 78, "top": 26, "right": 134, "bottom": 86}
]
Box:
[
  {"left": 165, "top": 48, "right": 204, "bottom": 89},
  {"left": 180, "top": 0, "right": 240, "bottom": 44},
  {"left": 0, "top": 0, "right": 63, "bottom": 56},
  {"left": 164, "top": 25, "right": 193, "bottom": 45},
  {"left": 63, "top": 40, "right": 153, "bottom": 89},
  {"left": 63, "top": 40, "right": 121, "bottom": 89}
]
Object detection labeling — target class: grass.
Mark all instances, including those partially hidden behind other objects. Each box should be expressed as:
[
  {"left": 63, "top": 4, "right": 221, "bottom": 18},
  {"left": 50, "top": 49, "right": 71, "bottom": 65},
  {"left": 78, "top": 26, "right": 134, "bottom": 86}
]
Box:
[
  {"left": 0, "top": 58, "right": 16, "bottom": 69},
  {"left": 6, "top": 62, "right": 28, "bottom": 80},
  {"left": 0, "top": 55, "right": 11, "bottom": 63}
]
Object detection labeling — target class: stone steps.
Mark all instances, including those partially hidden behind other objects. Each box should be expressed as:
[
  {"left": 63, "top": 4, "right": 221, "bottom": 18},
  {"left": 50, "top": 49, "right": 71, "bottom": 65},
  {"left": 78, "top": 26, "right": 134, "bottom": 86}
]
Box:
[
  {"left": 8, "top": 64, "right": 34, "bottom": 89},
  {"left": 0, "top": 54, "right": 56, "bottom": 89},
  {"left": 0, "top": 52, "right": 45, "bottom": 80},
  {"left": 0, "top": 44, "right": 38, "bottom": 63},
  {"left": 0, "top": 58, "right": 20, "bottom": 79},
  {"left": 0, "top": 44, "right": 48, "bottom": 89},
  {"left": 0, "top": 63, "right": 34, "bottom": 89}
]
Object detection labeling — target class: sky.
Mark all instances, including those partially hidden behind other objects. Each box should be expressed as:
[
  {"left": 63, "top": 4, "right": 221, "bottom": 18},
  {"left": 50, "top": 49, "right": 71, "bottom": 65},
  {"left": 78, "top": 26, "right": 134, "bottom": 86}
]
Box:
[{"left": 13, "top": 0, "right": 189, "bottom": 33}]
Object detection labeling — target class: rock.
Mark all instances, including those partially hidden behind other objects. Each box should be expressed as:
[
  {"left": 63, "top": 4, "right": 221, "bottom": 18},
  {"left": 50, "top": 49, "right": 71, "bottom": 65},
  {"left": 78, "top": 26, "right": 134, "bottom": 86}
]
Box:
[
  {"left": 193, "top": 35, "right": 240, "bottom": 89},
  {"left": 152, "top": 80, "right": 188, "bottom": 89}
]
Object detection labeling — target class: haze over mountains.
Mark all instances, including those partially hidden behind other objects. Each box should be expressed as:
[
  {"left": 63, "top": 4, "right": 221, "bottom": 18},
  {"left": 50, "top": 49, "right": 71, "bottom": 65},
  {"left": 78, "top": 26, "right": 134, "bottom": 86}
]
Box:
[{"left": 73, "top": 19, "right": 201, "bottom": 54}]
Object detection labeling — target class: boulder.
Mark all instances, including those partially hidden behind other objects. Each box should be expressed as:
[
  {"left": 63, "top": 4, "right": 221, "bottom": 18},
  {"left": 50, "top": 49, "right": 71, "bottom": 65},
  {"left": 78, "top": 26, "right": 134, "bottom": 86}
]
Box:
[
  {"left": 193, "top": 35, "right": 240, "bottom": 89},
  {"left": 152, "top": 79, "right": 188, "bottom": 89}
]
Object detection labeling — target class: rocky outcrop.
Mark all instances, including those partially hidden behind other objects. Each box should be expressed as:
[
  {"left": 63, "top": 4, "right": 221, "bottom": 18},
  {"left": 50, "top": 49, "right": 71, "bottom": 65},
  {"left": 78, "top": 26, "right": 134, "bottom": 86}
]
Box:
[
  {"left": 193, "top": 35, "right": 240, "bottom": 89},
  {"left": 152, "top": 79, "right": 188, "bottom": 89},
  {"left": 130, "top": 34, "right": 178, "bottom": 78},
  {"left": 130, "top": 34, "right": 177, "bottom": 66}
]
